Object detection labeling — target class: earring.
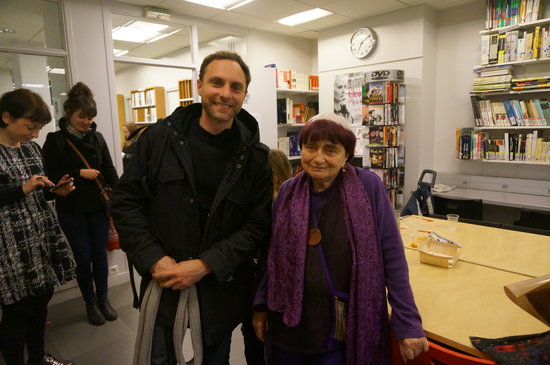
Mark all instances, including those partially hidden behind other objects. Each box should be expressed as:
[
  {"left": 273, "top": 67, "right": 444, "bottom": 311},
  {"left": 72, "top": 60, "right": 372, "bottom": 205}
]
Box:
[{"left": 342, "top": 166, "right": 346, "bottom": 173}]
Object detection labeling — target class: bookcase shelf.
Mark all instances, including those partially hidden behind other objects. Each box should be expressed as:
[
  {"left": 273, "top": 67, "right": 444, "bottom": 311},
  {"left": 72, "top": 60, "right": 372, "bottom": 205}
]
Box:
[
  {"left": 130, "top": 86, "right": 166, "bottom": 123},
  {"left": 276, "top": 84, "right": 319, "bottom": 159},
  {"left": 465, "top": 6, "right": 550, "bottom": 165},
  {"left": 471, "top": 88, "right": 550, "bottom": 96},
  {"left": 475, "top": 57, "right": 550, "bottom": 69},
  {"left": 474, "top": 126, "right": 550, "bottom": 130},
  {"left": 178, "top": 79, "right": 194, "bottom": 107},
  {"left": 480, "top": 17, "right": 550, "bottom": 35}
]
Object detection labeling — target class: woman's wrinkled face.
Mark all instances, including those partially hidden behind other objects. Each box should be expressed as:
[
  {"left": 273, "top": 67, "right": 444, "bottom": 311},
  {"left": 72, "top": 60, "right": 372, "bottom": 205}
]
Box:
[
  {"left": 69, "top": 110, "right": 93, "bottom": 132},
  {"left": 301, "top": 139, "right": 348, "bottom": 190}
]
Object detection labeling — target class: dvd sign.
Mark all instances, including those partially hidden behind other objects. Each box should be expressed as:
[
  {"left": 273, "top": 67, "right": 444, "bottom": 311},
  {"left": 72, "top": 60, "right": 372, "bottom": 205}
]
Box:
[{"left": 365, "top": 69, "right": 404, "bottom": 82}]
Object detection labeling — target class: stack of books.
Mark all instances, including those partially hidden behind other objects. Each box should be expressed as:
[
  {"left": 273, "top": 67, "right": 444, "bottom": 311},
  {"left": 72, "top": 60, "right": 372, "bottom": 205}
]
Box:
[
  {"left": 473, "top": 65, "right": 512, "bottom": 92},
  {"left": 511, "top": 75, "right": 550, "bottom": 90}
]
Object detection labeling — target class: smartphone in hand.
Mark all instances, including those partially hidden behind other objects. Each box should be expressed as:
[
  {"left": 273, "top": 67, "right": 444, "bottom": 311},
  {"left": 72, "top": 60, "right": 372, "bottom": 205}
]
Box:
[{"left": 50, "top": 179, "right": 72, "bottom": 192}]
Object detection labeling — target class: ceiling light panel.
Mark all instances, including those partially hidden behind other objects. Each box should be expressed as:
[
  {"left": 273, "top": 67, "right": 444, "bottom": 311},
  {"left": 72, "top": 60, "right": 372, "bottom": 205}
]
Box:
[{"left": 277, "top": 8, "right": 332, "bottom": 26}]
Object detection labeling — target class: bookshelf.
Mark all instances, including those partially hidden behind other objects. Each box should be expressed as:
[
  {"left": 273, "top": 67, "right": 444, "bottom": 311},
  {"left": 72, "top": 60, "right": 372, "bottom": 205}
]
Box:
[
  {"left": 130, "top": 86, "right": 166, "bottom": 123},
  {"left": 274, "top": 69, "right": 319, "bottom": 160},
  {"left": 178, "top": 79, "right": 194, "bottom": 107},
  {"left": 361, "top": 70, "right": 406, "bottom": 210},
  {"left": 462, "top": 5, "right": 550, "bottom": 166}
]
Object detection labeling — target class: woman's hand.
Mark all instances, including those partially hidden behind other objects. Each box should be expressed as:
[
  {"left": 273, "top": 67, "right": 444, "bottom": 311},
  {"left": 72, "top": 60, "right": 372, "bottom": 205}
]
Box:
[
  {"left": 51, "top": 174, "right": 75, "bottom": 197},
  {"left": 252, "top": 311, "right": 269, "bottom": 342},
  {"left": 399, "top": 336, "right": 429, "bottom": 361},
  {"left": 80, "top": 168, "right": 100, "bottom": 180},
  {"left": 22, "top": 175, "right": 53, "bottom": 194}
]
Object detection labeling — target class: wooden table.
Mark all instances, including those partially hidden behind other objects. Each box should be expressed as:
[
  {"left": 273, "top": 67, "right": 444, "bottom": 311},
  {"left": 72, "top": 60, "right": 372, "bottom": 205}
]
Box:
[
  {"left": 399, "top": 215, "right": 550, "bottom": 277},
  {"left": 398, "top": 215, "right": 550, "bottom": 358}
]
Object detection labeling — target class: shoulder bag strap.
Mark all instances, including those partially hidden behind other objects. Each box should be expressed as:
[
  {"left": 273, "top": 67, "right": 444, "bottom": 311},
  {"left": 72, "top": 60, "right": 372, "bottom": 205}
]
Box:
[{"left": 65, "top": 137, "right": 109, "bottom": 200}]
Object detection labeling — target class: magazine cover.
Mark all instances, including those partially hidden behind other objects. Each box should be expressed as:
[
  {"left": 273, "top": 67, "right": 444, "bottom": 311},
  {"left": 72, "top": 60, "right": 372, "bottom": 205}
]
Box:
[{"left": 334, "top": 72, "right": 364, "bottom": 125}]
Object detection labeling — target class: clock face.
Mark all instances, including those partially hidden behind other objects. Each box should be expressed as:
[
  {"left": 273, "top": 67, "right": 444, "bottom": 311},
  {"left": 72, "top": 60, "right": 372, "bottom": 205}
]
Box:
[{"left": 350, "top": 27, "right": 377, "bottom": 59}]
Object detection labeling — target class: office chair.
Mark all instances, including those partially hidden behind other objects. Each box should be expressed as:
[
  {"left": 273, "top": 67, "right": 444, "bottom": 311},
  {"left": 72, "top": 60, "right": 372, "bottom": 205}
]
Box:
[
  {"left": 390, "top": 335, "right": 497, "bottom": 365},
  {"left": 433, "top": 195, "right": 483, "bottom": 221},
  {"left": 514, "top": 208, "right": 550, "bottom": 231}
]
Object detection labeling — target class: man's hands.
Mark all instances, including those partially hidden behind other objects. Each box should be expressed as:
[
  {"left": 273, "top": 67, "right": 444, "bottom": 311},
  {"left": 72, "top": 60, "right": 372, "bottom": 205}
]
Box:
[
  {"left": 399, "top": 336, "right": 429, "bottom": 362},
  {"left": 150, "top": 256, "right": 212, "bottom": 290},
  {"left": 252, "top": 311, "right": 268, "bottom": 342}
]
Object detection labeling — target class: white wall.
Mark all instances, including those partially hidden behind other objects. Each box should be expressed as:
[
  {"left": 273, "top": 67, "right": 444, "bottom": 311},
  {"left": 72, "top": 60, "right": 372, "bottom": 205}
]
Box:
[
  {"left": 248, "top": 29, "right": 316, "bottom": 74},
  {"left": 318, "top": 5, "right": 438, "bottom": 198}
]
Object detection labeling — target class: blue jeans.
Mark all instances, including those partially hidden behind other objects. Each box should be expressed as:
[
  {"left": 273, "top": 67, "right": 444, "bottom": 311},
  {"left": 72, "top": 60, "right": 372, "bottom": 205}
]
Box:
[{"left": 57, "top": 211, "right": 109, "bottom": 303}]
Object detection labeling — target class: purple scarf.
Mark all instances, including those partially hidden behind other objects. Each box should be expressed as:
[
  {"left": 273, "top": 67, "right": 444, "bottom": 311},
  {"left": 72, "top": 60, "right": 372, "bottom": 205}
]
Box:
[{"left": 267, "top": 163, "right": 386, "bottom": 365}]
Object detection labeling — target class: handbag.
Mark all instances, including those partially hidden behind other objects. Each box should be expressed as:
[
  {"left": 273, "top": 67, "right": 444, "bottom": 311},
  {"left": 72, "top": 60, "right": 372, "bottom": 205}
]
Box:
[
  {"left": 106, "top": 217, "right": 120, "bottom": 251},
  {"left": 65, "top": 138, "right": 113, "bottom": 216}
]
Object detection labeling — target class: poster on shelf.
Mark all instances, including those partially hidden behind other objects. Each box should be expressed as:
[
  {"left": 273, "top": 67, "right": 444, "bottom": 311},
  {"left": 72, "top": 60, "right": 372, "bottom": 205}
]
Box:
[{"left": 334, "top": 72, "right": 365, "bottom": 125}]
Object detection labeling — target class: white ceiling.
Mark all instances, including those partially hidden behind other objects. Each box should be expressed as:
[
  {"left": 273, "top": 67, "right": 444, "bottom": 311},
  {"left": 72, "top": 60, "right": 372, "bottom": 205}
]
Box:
[
  {"left": 0, "top": 0, "right": 477, "bottom": 75},
  {"left": 116, "top": 0, "right": 478, "bottom": 39}
]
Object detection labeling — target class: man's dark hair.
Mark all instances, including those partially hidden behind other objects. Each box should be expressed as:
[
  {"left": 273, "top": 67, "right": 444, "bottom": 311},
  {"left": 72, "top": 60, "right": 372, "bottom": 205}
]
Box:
[{"left": 199, "top": 51, "right": 251, "bottom": 89}]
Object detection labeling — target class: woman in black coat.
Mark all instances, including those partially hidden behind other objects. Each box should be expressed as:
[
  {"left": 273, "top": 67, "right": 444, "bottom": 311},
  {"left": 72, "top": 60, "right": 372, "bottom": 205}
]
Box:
[{"left": 43, "top": 82, "right": 119, "bottom": 326}]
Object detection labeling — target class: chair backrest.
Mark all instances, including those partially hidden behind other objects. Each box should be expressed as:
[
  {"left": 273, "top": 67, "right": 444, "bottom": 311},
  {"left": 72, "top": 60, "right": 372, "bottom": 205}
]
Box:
[
  {"left": 391, "top": 337, "right": 497, "bottom": 365},
  {"left": 514, "top": 208, "right": 550, "bottom": 231},
  {"left": 433, "top": 195, "right": 483, "bottom": 221}
]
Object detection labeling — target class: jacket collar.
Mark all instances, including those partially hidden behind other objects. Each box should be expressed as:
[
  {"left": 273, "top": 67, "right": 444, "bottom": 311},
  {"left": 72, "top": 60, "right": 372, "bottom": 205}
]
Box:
[{"left": 163, "top": 103, "right": 260, "bottom": 146}]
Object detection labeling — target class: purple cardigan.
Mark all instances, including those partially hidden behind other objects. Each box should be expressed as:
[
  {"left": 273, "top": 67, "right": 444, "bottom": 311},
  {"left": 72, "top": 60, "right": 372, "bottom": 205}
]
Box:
[{"left": 255, "top": 167, "right": 424, "bottom": 344}]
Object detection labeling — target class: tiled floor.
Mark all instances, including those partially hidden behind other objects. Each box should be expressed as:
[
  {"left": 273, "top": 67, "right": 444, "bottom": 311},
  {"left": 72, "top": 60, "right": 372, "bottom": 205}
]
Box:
[{"left": 1, "top": 282, "right": 247, "bottom": 365}]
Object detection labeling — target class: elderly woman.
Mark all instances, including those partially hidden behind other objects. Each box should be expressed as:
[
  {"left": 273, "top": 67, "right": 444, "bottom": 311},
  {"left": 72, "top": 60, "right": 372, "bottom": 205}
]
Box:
[{"left": 253, "top": 114, "right": 427, "bottom": 365}]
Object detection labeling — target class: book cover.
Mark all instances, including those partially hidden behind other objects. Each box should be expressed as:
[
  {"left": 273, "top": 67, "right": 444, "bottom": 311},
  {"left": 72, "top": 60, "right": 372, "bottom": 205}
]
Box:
[
  {"left": 502, "top": 99, "right": 518, "bottom": 125},
  {"left": 517, "top": 31, "right": 526, "bottom": 60},
  {"left": 525, "top": 30, "right": 534, "bottom": 59},
  {"left": 287, "top": 131, "right": 301, "bottom": 157},
  {"left": 538, "top": 99, "right": 550, "bottom": 125},
  {"left": 481, "top": 34, "right": 490, "bottom": 64},
  {"left": 489, "top": 34, "right": 499, "bottom": 63},
  {"left": 497, "top": 33, "right": 507, "bottom": 63},
  {"left": 533, "top": 99, "right": 546, "bottom": 125}
]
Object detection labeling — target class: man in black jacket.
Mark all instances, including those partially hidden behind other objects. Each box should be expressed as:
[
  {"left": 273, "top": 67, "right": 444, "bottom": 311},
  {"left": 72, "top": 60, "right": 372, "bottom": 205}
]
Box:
[{"left": 112, "top": 51, "right": 272, "bottom": 365}]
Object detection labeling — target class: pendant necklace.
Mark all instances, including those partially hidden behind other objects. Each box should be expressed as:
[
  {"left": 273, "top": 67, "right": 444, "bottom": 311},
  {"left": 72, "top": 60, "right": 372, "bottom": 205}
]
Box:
[{"left": 307, "top": 198, "right": 322, "bottom": 246}]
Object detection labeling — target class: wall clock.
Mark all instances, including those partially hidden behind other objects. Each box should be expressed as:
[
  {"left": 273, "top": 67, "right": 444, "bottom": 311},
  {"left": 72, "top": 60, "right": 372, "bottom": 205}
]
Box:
[{"left": 350, "top": 27, "right": 377, "bottom": 59}]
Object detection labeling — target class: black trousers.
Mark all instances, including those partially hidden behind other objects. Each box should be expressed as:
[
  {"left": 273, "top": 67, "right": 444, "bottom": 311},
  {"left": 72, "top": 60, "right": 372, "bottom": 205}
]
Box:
[{"left": 0, "top": 288, "right": 54, "bottom": 365}]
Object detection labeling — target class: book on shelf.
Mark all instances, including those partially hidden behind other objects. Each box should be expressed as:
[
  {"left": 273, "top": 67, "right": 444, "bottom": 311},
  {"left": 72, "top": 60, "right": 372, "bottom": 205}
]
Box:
[
  {"left": 287, "top": 131, "right": 301, "bottom": 157},
  {"left": 481, "top": 34, "right": 490, "bottom": 64},
  {"left": 470, "top": 97, "right": 550, "bottom": 126},
  {"left": 274, "top": 67, "right": 319, "bottom": 91},
  {"left": 485, "top": 0, "right": 546, "bottom": 29},
  {"left": 489, "top": 34, "right": 499, "bottom": 63},
  {"left": 278, "top": 137, "right": 290, "bottom": 157}
]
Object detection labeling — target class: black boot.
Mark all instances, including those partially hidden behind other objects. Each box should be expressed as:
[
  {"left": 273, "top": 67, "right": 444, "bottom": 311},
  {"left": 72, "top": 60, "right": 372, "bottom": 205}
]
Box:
[
  {"left": 97, "top": 297, "right": 117, "bottom": 321},
  {"left": 86, "top": 301, "right": 105, "bottom": 326}
]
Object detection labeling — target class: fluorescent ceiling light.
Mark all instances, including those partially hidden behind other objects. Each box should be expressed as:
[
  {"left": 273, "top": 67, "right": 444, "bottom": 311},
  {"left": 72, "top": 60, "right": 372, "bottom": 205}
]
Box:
[
  {"left": 277, "top": 8, "right": 332, "bottom": 26},
  {"left": 112, "top": 20, "right": 170, "bottom": 43},
  {"left": 146, "top": 29, "right": 181, "bottom": 43},
  {"left": 184, "top": 0, "right": 254, "bottom": 10},
  {"left": 48, "top": 68, "right": 65, "bottom": 74},
  {"left": 113, "top": 49, "right": 129, "bottom": 56},
  {"left": 22, "top": 83, "right": 45, "bottom": 88}
]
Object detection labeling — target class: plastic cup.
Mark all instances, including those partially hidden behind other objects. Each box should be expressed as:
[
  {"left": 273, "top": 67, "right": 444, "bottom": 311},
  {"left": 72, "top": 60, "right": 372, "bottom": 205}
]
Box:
[{"left": 447, "top": 214, "right": 459, "bottom": 222}]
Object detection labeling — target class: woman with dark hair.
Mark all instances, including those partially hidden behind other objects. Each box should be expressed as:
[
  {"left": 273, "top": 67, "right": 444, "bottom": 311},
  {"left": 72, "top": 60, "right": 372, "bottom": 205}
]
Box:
[
  {"left": 42, "top": 82, "right": 119, "bottom": 326},
  {"left": 0, "top": 89, "right": 75, "bottom": 365},
  {"left": 268, "top": 149, "right": 292, "bottom": 199},
  {"left": 253, "top": 114, "right": 428, "bottom": 364}
]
